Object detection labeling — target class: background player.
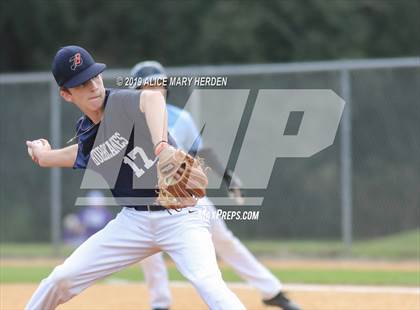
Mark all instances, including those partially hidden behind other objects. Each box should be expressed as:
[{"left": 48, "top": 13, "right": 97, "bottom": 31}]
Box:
[
  {"left": 25, "top": 46, "right": 244, "bottom": 310},
  {"left": 131, "top": 61, "right": 301, "bottom": 310},
  {"left": 62, "top": 190, "right": 113, "bottom": 246}
]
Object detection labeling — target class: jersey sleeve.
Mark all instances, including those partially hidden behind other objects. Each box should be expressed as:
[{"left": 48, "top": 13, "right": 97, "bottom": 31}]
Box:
[
  {"left": 169, "top": 110, "right": 203, "bottom": 154},
  {"left": 73, "top": 117, "right": 86, "bottom": 169},
  {"left": 72, "top": 116, "right": 96, "bottom": 170},
  {"left": 183, "top": 112, "right": 203, "bottom": 154}
]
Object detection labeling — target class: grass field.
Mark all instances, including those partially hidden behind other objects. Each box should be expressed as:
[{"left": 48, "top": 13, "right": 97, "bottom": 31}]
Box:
[
  {"left": 1, "top": 229, "right": 419, "bottom": 286},
  {"left": 1, "top": 264, "right": 418, "bottom": 286},
  {"left": 243, "top": 229, "right": 420, "bottom": 259},
  {"left": 1, "top": 229, "right": 419, "bottom": 259},
  {"left": 1, "top": 230, "right": 419, "bottom": 310}
]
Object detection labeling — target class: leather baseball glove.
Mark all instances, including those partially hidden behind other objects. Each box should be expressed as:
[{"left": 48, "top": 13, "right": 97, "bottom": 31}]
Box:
[{"left": 156, "top": 145, "right": 208, "bottom": 209}]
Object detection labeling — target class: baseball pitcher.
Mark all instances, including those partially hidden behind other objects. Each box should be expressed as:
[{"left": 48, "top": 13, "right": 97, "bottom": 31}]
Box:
[{"left": 25, "top": 46, "right": 244, "bottom": 310}]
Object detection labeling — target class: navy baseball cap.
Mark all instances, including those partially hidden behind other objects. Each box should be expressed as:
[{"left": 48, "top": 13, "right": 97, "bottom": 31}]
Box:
[{"left": 52, "top": 45, "right": 106, "bottom": 88}]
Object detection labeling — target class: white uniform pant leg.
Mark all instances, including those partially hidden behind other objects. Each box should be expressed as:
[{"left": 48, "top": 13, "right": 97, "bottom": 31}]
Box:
[
  {"left": 208, "top": 204, "right": 282, "bottom": 299},
  {"left": 140, "top": 252, "right": 172, "bottom": 309},
  {"left": 155, "top": 207, "right": 245, "bottom": 310},
  {"left": 25, "top": 208, "right": 157, "bottom": 310}
]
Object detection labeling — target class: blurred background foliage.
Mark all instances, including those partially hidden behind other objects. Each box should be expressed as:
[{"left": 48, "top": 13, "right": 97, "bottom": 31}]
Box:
[
  {"left": 0, "top": 0, "right": 419, "bottom": 242},
  {"left": 0, "top": 0, "right": 419, "bottom": 72}
]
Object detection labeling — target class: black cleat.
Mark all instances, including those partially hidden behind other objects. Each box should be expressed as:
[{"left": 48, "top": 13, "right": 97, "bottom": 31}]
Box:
[{"left": 262, "top": 291, "right": 301, "bottom": 310}]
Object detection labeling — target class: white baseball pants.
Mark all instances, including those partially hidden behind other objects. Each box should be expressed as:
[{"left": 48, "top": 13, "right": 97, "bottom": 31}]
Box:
[
  {"left": 25, "top": 206, "right": 245, "bottom": 310},
  {"left": 141, "top": 199, "right": 281, "bottom": 308}
]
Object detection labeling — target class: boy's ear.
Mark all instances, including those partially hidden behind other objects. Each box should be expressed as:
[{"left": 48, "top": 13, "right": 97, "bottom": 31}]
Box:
[{"left": 60, "top": 87, "right": 72, "bottom": 102}]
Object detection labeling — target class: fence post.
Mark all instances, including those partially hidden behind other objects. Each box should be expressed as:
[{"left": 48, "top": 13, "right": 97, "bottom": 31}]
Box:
[
  {"left": 340, "top": 69, "right": 353, "bottom": 254},
  {"left": 49, "top": 81, "right": 62, "bottom": 256}
]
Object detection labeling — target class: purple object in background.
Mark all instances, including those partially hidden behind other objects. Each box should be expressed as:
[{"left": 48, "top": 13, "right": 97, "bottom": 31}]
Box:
[{"left": 63, "top": 191, "right": 113, "bottom": 245}]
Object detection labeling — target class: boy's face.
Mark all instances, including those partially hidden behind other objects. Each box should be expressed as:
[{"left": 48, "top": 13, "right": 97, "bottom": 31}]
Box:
[{"left": 60, "top": 74, "right": 106, "bottom": 113}]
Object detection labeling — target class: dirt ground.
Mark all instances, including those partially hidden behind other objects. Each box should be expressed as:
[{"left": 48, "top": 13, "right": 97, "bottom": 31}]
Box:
[
  {"left": 1, "top": 259, "right": 419, "bottom": 309},
  {"left": 1, "top": 283, "right": 419, "bottom": 310}
]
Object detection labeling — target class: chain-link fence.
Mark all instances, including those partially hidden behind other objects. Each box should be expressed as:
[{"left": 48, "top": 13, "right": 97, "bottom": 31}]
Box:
[{"left": 1, "top": 58, "right": 419, "bottom": 249}]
